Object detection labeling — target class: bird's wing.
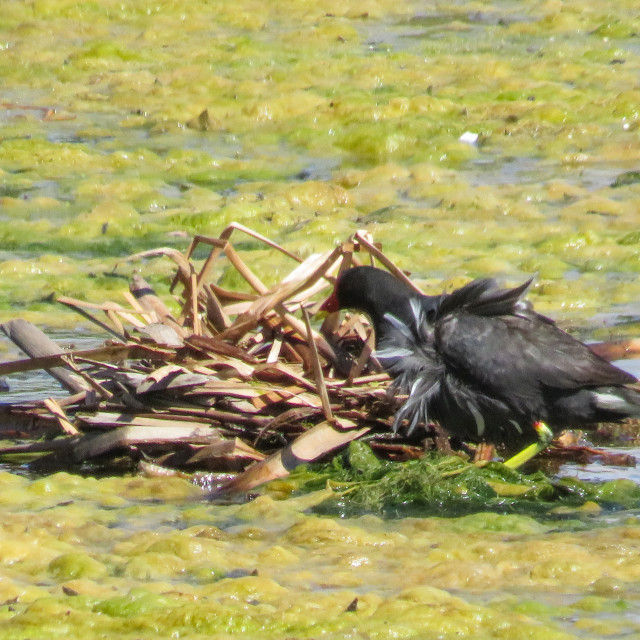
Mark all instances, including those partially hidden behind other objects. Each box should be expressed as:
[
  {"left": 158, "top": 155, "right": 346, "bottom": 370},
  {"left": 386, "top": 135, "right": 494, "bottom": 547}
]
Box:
[
  {"left": 374, "top": 294, "right": 437, "bottom": 372},
  {"left": 436, "top": 311, "right": 636, "bottom": 405},
  {"left": 373, "top": 296, "right": 444, "bottom": 434}
]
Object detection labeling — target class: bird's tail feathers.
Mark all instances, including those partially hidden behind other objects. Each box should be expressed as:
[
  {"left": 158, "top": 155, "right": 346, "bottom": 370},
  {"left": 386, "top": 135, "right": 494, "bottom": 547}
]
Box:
[{"left": 438, "top": 276, "right": 535, "bottom": 318}]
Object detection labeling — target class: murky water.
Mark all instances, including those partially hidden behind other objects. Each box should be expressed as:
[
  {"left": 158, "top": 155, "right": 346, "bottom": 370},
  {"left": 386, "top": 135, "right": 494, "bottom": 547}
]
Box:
[{"left": 557, "top": 446, "right": 640, "bottom": 484}]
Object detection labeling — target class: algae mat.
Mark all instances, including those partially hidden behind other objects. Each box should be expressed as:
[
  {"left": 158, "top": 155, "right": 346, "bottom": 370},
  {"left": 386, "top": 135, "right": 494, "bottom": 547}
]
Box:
[
  {"left": 1, "top": 470, "right": 640, "bottom": 639},
  {"left": 0, "top": 0, "right": 639, "bottom": 332},
  {"left": 2, "top": 1, "right": 640, "bottom": 637}
]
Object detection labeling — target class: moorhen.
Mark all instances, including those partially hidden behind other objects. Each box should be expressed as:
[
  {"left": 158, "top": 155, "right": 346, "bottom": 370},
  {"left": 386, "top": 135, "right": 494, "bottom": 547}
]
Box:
[{"left": 321, "top": 266, "right": 640, "bottom": 460}]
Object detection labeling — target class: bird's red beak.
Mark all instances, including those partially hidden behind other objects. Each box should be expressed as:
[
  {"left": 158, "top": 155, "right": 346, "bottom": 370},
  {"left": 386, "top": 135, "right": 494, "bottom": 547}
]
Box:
[{"left": 320, "top": 289, "right": 339, "bottom": 312}]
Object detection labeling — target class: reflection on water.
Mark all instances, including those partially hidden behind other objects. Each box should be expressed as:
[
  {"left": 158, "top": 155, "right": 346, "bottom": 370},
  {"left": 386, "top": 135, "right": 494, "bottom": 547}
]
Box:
[
  {"left": 467, "top": 152, "right": 640, "bottom": 194},
  {"left": 0, "top": 368, "right": 66, "bottom": 403},
  {"left": 557, "top": 446, "right": 640, "bottom": 484}
]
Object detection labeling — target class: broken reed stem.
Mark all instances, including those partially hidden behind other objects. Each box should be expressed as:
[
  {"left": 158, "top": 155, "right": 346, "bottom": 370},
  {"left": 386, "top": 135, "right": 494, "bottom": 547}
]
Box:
[
  {"left": 353, "top": 230, "right": 424, "bottom": 294},
  {"left": 224, "top": 243, "right": 269, "bottom": 295},
  {"left": 43, "top": 398, "right": 79, "bottom": 435},
  {"left": 190, "top": 272, "right": 201, "bottom": 335},
  {"left": 192, "top": 239, "right": 226, "bottom": 290},
  {"left": 122, "top": 290, "right": 153, "bottom": 325},
  {"left": 218, "top": 222, "right": 302, "bottom": 263},
  {"left": 205, "top": 286, "right": 231, "bottom": 332},
  {"left": 184, "top": 221, "right": 304, "bottom": 298},
  {"left": 105, "top": 309, "right": 126, "bottom": 337},
  {"left": 323, "top": 372, "right": 390, "bottom": 388},
  {"left": 267, "top": 335, "right": 283, "bottom": 363},
  {"left": 347, "top": 330, "right": 376, "bottom": 386},
  {"left": 60, "top": 356, "right": 114, "bottom": 400},
  {"left": 301, "top": 305, "right": 334, "bottom": 424},
  {"left": 57, "top": 297, "right": 128, "bottom": 341}
]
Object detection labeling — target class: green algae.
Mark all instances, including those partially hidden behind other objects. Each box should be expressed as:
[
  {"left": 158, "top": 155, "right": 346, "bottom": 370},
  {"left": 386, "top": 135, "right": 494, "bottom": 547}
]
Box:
[
  {"left": 280, "top": 441, "right": 640, "bottom": 519},
  {"left": 2, "top": 470, "right": 640, "bottom": 639},
  {"left": 0, "top": 0, "right": 639, "bottom": 329},
  {"left": 94, "top": 588, "right": 182, "bottom": 619},
  {"left": 48, "top": 552, "right": 109, "bottom": 581}
]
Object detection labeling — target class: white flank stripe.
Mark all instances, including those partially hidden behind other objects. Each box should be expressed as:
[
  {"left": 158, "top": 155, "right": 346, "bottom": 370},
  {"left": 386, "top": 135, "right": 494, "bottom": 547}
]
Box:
[{"left": 594, "top": 392, "right": 628, "bottom": 412}]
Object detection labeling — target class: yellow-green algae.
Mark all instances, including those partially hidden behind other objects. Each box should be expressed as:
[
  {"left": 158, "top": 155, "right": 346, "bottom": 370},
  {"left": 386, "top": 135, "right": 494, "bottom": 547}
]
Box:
[
  {"left": 0, "top": 0, "right": 639, "bottom": 331},
  {"left": 1, "top": 469, "right": 640, "bottom": 639},
  {"left": 2, "top": 1, "right": 640, "bottom": 637}
]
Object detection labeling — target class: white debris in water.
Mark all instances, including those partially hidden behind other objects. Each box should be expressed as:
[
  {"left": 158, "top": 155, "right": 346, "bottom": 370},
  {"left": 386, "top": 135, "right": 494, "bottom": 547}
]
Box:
[{"left": 459, "top": 131, "right": 479, "bottom": 145}]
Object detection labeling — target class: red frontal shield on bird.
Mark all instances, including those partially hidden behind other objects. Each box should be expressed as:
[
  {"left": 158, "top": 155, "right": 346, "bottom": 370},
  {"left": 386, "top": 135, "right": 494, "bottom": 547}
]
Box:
[
  {"left": 320, "top": 288, "right": 339, "bottom": 312},
  {"left": 320, "top": 273, "right": 343, "bottom": 312}
]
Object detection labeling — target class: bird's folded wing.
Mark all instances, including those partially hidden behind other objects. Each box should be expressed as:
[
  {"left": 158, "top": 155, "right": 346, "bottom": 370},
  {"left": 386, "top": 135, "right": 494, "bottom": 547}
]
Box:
[{"left": 436, "top": 312, "right": 636, "bottom": 400}]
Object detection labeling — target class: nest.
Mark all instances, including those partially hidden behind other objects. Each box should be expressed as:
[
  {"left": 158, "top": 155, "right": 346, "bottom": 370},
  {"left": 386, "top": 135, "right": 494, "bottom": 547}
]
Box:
[
  {"left": 0, "top": 226, "right": 450, "bottom": 492},
  {"left": 1, "top": 224, "right": 638, "bottom": 493}
]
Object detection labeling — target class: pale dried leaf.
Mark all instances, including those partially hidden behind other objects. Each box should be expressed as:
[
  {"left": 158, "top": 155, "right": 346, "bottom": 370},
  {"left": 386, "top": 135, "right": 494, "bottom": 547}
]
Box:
[
  {"left": 137, "top": 365, "right": 210, "bottom": 394},
  {"left": 187, "top": 438, "right": 265, "bottom": 465},
  {"left": 215, "top": 420, "right": 369, "bottom": 494},
  {"left": 73, "top": 425, "right": 217, "bottom": 460},
  {"left": 77, "top": 412, "right": 216, "bottom": 430},
  {"left": 140, "top": 323, "right": 184, "bottom": 347},
  {"left": 43, "top": 398, "right": 79, "bottom": 435}
]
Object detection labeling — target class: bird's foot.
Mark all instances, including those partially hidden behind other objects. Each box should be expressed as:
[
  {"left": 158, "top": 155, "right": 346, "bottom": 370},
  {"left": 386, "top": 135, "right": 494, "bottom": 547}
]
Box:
[{"left": 502, "top": 421, "right": 554, "bottom": 470}]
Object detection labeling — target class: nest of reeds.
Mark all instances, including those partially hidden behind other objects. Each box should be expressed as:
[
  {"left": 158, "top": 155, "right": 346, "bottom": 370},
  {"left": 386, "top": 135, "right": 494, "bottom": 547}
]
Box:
[
  {"left": 1, "top": 224, "right": 638, "bottom": 492},
  {"left": 0, "top": 226, "right": 451, "bottom": 491}
]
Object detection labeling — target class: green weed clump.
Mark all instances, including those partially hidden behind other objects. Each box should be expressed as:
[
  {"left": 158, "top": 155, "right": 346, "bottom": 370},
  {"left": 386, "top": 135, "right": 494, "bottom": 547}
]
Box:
[{"left": 284, "top": 441, "right": 640, "bottom": 519}]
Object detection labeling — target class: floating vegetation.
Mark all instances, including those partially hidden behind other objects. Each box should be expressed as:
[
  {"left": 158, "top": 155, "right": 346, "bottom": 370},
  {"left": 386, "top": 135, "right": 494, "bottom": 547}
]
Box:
[
  {"left": 282, "top": 440, "right": 640, "bottom": 519},
  {"left": 0, "top": 225, "right": 639, "bottom": 514}
]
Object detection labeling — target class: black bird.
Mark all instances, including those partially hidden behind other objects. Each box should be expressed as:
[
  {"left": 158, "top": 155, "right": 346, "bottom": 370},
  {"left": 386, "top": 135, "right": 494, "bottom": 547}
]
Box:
[{"left": 321, "top": 266, "right": 640, "bottom": 450}]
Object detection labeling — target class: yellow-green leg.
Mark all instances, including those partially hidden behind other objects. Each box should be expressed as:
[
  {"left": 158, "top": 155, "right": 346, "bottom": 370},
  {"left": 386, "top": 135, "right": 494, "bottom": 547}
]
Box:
[{"left": 503, "top": 421, "right": 554, "bottom": 469}]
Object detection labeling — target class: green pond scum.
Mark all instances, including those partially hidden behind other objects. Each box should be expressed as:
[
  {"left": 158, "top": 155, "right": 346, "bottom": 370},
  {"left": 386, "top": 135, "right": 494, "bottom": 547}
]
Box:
[
  {"left": 2, "top": 0, "right": 640, "bottom": 637},
  {"left": 0, "top": 469, "right": 640, "bottom": 639},
  {"left": 0, "top": 0, "right": 639, "bottom": 329},
  {"left": 278, "top": 441, "right": 640, "bottom": 519}
]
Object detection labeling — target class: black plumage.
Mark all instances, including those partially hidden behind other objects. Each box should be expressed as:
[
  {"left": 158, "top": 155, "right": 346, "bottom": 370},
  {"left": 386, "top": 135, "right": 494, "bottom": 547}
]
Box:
[{"left": 322, "top": 266, "right": 640, "bottom": 448}]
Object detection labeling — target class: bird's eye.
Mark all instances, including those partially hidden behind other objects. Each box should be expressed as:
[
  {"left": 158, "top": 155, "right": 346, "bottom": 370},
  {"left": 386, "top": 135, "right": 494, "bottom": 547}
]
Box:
[{"left": 426, "top": 308, "right": 436, "bottom": 322}]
